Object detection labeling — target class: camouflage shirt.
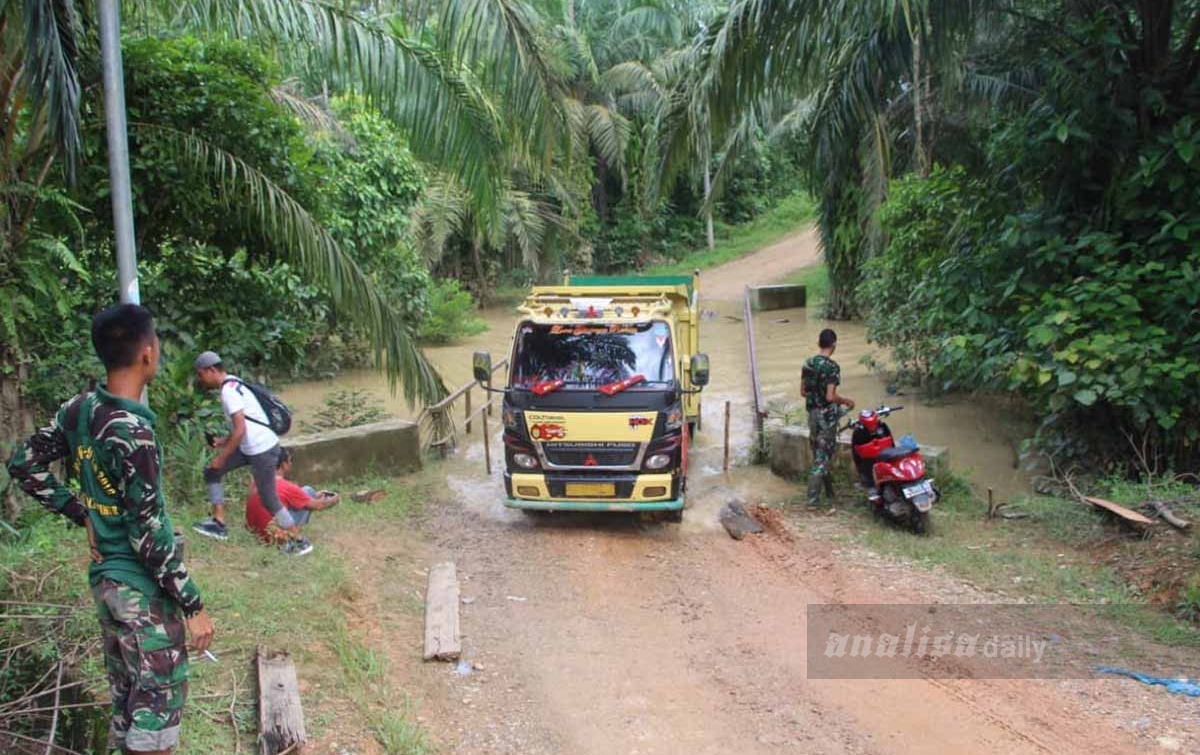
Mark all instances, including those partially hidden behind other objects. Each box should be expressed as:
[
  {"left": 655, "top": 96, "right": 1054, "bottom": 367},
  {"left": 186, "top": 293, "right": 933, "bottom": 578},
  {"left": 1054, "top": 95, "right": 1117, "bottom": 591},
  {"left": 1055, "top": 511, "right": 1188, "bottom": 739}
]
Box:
[
  {"left": 6, "top": 387, "right": 203, "bottom": 616},
  {"left": 802, "top": 354, "right": 841, "bottom": 411}
]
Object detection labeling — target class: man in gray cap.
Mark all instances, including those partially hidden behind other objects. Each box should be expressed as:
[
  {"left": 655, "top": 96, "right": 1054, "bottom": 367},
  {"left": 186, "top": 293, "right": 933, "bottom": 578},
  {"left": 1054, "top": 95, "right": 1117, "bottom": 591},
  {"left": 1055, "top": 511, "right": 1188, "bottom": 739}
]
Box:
[{"left": 192, "top": 351, "right": 311, "bottom": 555}]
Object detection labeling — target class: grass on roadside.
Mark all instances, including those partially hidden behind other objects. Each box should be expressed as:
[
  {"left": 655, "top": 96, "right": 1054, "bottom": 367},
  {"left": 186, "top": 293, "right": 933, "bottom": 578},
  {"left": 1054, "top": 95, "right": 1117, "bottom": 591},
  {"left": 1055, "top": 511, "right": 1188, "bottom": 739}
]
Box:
[
  {"left": 0, "top": 472, "right": 435, "bottom": 755},
  {"left": 781, "top": 262, "right": 829, "bottom": 308},
  {"left": 643, "top": 192, "right": 817, "bottom": 276},
  {"left": 782, "top": 464, "right": 1200, "bottom": 653}
]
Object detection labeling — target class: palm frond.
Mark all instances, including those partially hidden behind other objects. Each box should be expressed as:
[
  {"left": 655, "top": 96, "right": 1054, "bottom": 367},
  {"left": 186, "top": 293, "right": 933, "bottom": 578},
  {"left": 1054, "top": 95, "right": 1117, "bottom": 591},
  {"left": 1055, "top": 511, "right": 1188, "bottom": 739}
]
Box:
[
  {"left": 135, "top": 123, "right": 446, "bottom": 404},
  {"left": 586, "top": 103, "right": 630, "bottom": 183},
  {"left": 269, "top": 80, "right": 349, "bottom": 142},
  {"left": 422, "top": 0, "right": 567, "bottom": 173},
  {"left": 599, "top": 60, "right": 663, "bottom": 101},
  {"left": 503, "top": 188, "right": 546, "bottom": 271},
  {"left": 409, "top": 176, "right": 470, "bottom": 266},
  {"left": 164, "top": 0, "right": 511, "bottom": 210},
  {"left": 20, "top": 0, "right": 82, "bottom": 180}
]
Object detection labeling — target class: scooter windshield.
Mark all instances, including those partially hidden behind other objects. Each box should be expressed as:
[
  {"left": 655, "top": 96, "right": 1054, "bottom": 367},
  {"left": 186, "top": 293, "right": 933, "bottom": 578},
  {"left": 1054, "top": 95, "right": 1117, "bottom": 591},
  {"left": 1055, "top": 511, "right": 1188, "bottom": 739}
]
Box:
[{"left": 512, "top": 321, "right": 674, "bottom": 389}]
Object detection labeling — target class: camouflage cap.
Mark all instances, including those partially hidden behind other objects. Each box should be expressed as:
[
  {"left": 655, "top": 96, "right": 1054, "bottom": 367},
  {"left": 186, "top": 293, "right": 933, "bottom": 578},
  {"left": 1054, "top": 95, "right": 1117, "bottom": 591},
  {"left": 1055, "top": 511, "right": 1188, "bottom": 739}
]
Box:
[{"left": 193, "top": 351, "right": 222, "bottom": 370}]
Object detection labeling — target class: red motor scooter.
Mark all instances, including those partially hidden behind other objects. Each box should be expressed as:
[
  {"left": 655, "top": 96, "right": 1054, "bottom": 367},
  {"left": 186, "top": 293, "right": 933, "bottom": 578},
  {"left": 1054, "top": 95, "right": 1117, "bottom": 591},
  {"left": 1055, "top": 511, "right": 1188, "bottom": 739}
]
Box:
[{"left": 845, "top": 405, "right": 938, "bottom": 534}]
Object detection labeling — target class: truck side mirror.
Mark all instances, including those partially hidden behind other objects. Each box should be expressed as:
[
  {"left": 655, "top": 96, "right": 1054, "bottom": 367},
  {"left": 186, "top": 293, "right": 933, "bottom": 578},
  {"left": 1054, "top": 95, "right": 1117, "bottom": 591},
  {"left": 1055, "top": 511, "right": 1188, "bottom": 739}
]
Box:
[
  {"left": 690, "top": 353, "right": 710, "bottom": 388},
  {"left": 473, "top": 351, "right": 492, "bottom": 383}
]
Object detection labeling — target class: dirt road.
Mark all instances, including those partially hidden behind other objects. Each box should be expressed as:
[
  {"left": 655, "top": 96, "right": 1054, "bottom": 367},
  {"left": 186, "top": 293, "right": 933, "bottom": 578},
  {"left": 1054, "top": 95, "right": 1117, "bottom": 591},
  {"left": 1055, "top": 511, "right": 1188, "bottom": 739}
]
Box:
[
  {"left": 367, "top": 499, "right": 1150, "bottom": 755},
  {"left": 702, "top": 226, "right": 822, "bottom": 300},
  {"left": 325, "top": 235, "right": 1189, "bottom": 755}
]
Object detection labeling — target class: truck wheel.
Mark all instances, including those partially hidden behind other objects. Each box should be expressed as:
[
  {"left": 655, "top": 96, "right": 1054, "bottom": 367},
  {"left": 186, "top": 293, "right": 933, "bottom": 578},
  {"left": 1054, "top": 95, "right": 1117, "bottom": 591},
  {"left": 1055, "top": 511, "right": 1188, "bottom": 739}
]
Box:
[
  {"left": 662, "top": 508, "right": 683, "bottom": 523},
  {"left": 687, "top": 420, "right": 698, "bottom": 437}
]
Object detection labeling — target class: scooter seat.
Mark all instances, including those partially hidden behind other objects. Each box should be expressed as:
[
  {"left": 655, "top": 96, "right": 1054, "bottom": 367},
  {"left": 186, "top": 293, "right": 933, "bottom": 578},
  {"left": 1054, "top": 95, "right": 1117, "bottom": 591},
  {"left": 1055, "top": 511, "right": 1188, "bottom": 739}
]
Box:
[{"left": 875, "top": 445, "right": 917, "bottom": 461}]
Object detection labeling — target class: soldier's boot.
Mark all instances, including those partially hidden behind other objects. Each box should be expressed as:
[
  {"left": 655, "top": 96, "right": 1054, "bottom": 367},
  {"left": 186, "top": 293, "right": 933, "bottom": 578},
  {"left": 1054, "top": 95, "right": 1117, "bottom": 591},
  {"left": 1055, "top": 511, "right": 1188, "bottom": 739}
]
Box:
[{"left": 806, "top": 472, "right": 826, "bottom": 507}]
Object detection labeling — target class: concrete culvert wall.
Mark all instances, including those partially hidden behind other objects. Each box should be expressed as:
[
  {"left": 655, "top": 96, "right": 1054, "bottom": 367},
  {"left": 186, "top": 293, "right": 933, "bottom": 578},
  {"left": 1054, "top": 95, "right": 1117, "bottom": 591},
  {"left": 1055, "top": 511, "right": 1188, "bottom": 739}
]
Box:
[
  {"left": 765, "top": 418, "right": 949, "bottom": 480},
  {"left": 285, "top": 419, "right": 422, "bottom": 485},
  {"left": 749, "top": 284, "right": 806, "bottom": 311}
]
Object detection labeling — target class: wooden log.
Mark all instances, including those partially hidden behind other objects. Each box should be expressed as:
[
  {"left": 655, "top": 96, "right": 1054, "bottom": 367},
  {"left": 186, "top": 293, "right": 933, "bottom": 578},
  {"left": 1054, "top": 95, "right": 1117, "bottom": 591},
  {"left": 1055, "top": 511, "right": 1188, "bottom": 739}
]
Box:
[
  {"left": 719, "top": 501, "right": 764, "bottom": 541},
  {"left": 423, "top": 562, "right": 462, "bottom": 661},
  {"left": 256, "top": 645, "right": 305, "bottom": 755},
  {"left": 1151, "top": 500, "right": 1191, "bottom": 530},
  {"left": 1083, "top": 496, "right": 1154, "bottom": 526}
]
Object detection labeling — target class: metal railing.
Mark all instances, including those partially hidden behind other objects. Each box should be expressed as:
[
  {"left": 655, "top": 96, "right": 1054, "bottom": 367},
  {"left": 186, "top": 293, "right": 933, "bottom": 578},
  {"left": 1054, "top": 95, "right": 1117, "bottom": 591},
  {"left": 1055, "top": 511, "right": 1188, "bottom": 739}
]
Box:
[
  {"left": 418, "top": 359, "right": 509, "bottom": 455},
  {"left": 744, "top": 286, "right": 768, "bottom": 457}
]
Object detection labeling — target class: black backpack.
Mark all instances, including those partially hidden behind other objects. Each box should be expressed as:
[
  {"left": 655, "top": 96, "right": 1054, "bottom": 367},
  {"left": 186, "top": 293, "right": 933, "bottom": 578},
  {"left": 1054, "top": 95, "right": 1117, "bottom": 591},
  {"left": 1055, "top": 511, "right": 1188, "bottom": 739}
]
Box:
[{"left": 223, "top": 378, "right": 292, "bottom": 436}]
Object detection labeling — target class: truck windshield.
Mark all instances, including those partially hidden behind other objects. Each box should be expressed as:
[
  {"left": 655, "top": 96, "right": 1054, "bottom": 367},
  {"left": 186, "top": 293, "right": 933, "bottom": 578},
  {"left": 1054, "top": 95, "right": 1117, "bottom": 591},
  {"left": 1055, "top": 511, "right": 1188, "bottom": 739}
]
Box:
[{"left": 512, "top": 321, "right": 675, "bottom": 388}]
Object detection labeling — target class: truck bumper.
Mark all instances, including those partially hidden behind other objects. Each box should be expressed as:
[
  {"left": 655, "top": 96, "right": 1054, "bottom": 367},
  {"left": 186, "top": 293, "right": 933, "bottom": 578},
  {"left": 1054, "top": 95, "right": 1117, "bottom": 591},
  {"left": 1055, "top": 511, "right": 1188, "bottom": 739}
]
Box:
[
  {"left": 504, "top": 471, "right": 680, "bottom": 512},
  {"left": 504, "top": 497, "right": 684, "bottom": 512}
]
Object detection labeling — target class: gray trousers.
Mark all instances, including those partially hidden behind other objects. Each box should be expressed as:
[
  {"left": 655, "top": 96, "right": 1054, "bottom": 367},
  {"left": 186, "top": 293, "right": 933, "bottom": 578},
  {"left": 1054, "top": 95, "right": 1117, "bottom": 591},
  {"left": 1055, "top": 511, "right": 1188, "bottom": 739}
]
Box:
[{"left": 204, "top": 444, "right": 295, "bottom": 528}]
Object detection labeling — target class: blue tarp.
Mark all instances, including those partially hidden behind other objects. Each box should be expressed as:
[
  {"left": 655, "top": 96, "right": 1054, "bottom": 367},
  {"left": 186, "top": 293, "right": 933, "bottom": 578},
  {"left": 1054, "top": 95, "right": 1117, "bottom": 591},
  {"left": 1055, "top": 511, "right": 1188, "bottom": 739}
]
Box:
[{"left": 1095, "top": 666, "right": 1200, "bottom": 697}]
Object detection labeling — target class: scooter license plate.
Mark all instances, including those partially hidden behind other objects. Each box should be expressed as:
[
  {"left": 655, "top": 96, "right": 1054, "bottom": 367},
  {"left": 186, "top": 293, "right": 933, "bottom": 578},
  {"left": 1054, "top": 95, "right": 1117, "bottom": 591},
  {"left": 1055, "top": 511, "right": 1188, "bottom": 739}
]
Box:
[{"left": 902, "top": 481, "right": 932, "bottom": 499}]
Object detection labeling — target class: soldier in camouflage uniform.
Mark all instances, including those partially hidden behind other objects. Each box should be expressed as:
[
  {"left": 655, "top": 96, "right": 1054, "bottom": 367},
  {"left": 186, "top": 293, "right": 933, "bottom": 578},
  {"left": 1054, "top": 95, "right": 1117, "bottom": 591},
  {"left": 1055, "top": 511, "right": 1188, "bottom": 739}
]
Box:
[
  {"left": 7, "top": 304, "right": 214, "bottom": 754},
  {"left": 800, "top": 329, "right": 855, "bottom": 507}
]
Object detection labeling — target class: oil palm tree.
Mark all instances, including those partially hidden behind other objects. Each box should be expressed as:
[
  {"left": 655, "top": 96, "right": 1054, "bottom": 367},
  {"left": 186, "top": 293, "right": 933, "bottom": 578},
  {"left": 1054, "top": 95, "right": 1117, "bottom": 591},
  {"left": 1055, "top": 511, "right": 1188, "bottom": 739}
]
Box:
[
  {"left": 667, "top": 0, "right": 1002, "bottom": 317},
  {"left": 2, "top": 0, "right": 568, "bottom": 404}
]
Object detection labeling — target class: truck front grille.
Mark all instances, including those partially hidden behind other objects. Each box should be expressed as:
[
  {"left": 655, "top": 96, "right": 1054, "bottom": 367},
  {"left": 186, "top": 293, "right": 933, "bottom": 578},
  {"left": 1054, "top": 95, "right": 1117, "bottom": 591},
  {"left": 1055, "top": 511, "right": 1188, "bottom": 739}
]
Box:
[{"left": 542, "top": 443, "right": 640, "bottom": 469}]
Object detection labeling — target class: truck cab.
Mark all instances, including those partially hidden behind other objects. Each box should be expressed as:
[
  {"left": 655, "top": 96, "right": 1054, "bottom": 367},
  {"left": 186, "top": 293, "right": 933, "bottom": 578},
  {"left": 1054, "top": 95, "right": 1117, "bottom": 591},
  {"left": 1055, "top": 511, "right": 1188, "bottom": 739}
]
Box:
[{"left": 473, "top": 273, "right": 709, "bottom": 520}]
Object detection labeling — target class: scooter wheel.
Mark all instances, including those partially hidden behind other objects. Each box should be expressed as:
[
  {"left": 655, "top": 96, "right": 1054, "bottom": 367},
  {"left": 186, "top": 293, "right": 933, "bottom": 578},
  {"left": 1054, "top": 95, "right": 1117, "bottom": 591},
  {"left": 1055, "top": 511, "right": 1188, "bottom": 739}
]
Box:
[{"left": 910, "top": 509, "right": 931, "bottom": 535}]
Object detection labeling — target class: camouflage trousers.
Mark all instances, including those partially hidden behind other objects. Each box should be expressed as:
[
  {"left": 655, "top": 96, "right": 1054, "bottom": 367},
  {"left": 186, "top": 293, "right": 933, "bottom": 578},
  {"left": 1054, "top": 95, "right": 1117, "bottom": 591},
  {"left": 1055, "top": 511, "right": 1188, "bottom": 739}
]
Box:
[
  {"left": 806, "top": 406, "right": 839, "bottom": 506},
  {"left": 93, "top": 579, "right": 189, "bottom": 752}
]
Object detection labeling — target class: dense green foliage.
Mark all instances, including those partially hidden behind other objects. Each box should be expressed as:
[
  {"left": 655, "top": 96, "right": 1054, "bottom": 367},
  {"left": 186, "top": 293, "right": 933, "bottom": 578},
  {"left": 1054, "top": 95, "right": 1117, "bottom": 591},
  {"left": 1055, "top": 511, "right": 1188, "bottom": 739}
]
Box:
[
  {"left": 10, "top": 38, "right": 489, "bottom": 427},
  {"left": 592, "top": 138, "right": 804, "bottom": 271},
  {"left": 83, "top": 38, "right": 315, "bottom": 253},
  {"left": 859, "top": 3, "right": 1200, "bottom": 469}
]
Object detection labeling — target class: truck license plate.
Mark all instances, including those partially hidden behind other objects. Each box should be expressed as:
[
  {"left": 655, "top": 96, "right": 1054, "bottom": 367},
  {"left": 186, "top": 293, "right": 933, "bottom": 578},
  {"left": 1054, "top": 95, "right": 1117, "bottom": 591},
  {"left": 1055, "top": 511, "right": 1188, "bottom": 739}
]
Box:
[{"left": 565, "top": 483, "right": 615, "bottom": 497}]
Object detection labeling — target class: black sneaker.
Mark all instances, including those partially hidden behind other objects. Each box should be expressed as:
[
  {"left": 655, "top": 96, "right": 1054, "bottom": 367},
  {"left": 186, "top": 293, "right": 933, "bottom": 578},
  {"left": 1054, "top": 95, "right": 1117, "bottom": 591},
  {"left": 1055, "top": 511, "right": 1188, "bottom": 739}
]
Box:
[
  {"left": 192, "top": 517, "right": 228, "bottom": 541},
  {"left": 280, "top": 537, "right": 313, "bottom": 556}
]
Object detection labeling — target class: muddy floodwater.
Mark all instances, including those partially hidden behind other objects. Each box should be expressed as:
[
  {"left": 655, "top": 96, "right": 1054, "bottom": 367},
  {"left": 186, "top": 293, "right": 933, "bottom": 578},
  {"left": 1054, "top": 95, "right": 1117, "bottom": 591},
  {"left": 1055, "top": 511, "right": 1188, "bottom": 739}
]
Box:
[{"left": 282, "top": 294, "right": 1032, "bottom": 507}]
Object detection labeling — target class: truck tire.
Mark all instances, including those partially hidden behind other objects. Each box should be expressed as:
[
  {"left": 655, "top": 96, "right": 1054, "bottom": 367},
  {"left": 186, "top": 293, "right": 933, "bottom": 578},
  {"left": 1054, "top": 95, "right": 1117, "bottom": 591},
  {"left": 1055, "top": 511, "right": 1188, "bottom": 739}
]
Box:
[
  {"left": 687, "top": 420, "right": 698, "bottom": 437},
  {"left": 662, "top": 507, "right": 683, "bottom": 523}
]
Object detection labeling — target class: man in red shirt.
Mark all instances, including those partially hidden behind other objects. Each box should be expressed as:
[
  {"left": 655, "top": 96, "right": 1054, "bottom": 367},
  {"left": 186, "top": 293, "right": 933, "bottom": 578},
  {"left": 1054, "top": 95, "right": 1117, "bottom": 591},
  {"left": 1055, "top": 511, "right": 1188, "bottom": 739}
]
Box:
[{"left": 245, "top": 448, "right": 339, "bottom": 553}]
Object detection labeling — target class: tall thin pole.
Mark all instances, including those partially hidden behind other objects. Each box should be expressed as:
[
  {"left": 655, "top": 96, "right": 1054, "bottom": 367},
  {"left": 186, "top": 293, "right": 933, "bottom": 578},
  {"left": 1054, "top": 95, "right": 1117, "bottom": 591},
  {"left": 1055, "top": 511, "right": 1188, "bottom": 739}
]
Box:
[
  {"left": 98, "top": 0, "right": 139, "bottom": 306},
  {"left": 481, "top": 410, "right": 492, "bottom": 476},
  {"left": 723, "top": 399, "right": 731, "bottom": 472},
  {"left": 703, "top": 160, "right": 715, "bottom": 251}
]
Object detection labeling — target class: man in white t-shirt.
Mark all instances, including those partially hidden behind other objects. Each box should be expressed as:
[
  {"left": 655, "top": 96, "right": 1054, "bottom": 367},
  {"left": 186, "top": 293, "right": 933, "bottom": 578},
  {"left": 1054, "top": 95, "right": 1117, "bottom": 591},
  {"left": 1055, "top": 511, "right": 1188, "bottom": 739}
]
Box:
[{"left": 191, "top": 351, "right": 310, "bottom": 555}]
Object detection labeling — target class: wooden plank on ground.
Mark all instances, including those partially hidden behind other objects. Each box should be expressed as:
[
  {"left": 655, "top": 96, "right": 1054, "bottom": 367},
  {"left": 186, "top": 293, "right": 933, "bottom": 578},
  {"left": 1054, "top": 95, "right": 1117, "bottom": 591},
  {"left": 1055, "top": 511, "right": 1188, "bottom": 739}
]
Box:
[
  {"left": 1083, "top": 496, "right": 1154, "bottom": 526},
  {"left": 423, "top": 562, "right": 462, "bottom": 661},
  {"left": 256, "top": 645, "right": 306, "bottom": 755}
]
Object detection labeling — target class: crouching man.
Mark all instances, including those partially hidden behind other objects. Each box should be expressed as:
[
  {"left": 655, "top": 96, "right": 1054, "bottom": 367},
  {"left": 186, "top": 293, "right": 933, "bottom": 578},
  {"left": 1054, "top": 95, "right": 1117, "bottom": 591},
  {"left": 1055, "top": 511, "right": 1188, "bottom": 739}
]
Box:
[{"left": 245, "top": 447, "right": 339, "bottom": 552}]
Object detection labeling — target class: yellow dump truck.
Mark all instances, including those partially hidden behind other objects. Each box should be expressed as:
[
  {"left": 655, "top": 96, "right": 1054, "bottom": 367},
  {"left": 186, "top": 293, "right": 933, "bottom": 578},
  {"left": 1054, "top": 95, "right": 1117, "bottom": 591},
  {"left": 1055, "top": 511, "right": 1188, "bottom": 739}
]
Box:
[{"left": 472, "top": 272, "right": 709, "bottom": 520}]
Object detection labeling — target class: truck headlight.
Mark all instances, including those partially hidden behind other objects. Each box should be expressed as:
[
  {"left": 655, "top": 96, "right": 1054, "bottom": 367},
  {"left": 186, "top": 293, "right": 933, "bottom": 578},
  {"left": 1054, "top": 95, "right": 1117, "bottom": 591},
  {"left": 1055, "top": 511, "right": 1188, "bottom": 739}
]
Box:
[
  {"left": 503, "top": 408, "right": 521, "bottom": 431},
  {"left": 645, "top": 454, "right": 672, "bottom": 470},
  {"left": 513, "top": 453, "right": 539, "bottom": 469},
  {"left": 665, "top": 404, "right": 683, "bottom": 430}
]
